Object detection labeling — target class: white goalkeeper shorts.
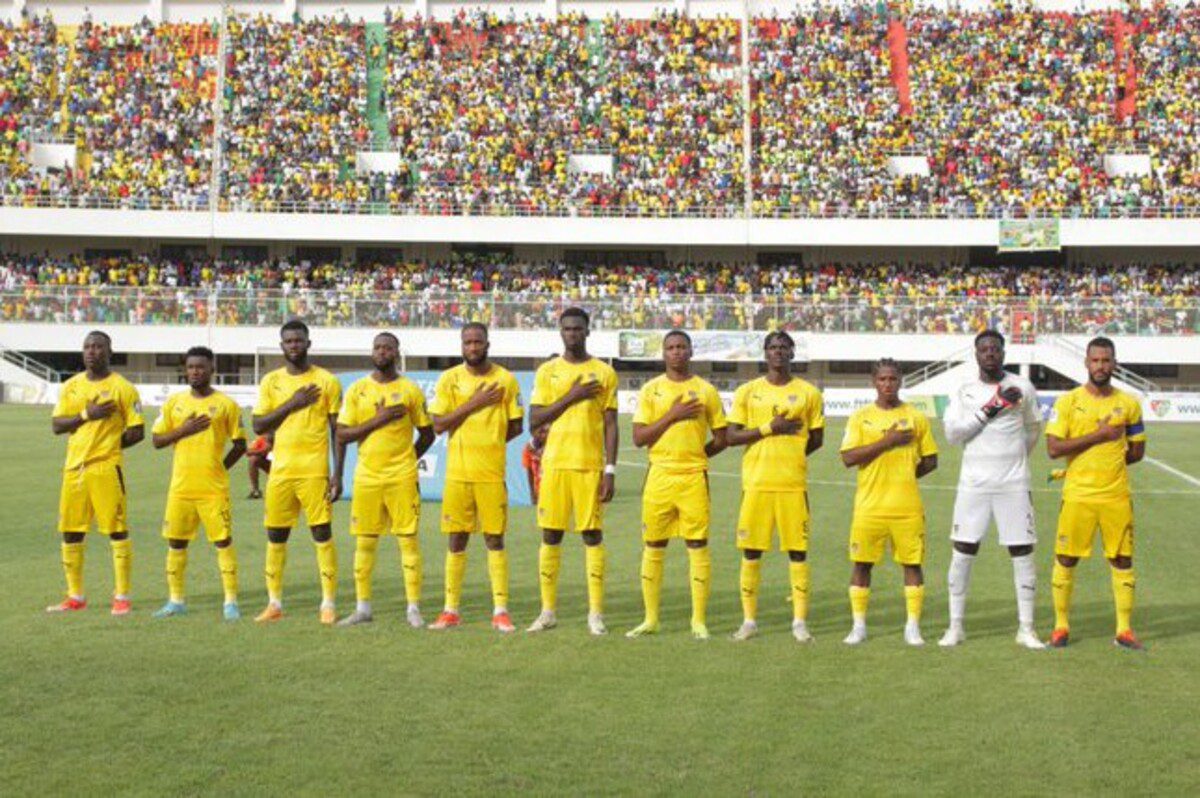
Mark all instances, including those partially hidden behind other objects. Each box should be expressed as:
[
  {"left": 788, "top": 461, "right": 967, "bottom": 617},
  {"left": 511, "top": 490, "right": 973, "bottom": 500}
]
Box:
[{"left": 950, "top": 490, "right": 1036, "bottom": 547}]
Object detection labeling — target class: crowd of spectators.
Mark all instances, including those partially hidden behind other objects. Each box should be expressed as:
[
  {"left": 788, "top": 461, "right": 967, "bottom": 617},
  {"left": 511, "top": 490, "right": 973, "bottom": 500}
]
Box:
[
  {"left": 2, "top": 253, "right": 1197, "bottom": 335},
  {"left": 1, "top": 7, "right": 1198, "bottom": 216}
]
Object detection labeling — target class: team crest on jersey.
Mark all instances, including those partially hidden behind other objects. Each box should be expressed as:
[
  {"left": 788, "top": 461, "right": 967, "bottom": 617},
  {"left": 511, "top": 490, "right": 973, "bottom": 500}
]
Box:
[
  {"left": 688, "top": 391, "right": 697, "bottom": 399},
  {"left": 208, "top": 406, "right": 217, "bottom": 415},
  {"left": 788, "top": 395, "right": 797, "bottom": 403},
  {"left": 391, "top": 393, "right": 400, "bottom": 402}
]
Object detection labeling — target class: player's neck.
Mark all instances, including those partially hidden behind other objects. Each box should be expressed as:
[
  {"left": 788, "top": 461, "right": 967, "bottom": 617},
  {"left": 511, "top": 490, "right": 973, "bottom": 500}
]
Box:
[
  {"left": 371, "top": 369, "right": 398, "bottom": 383},
  {"left": 1086, "top": 381, "right": 1114, "bottom": 398},
  {"left": 285, "top": 360, "right": 311, "bottom": 376},
  {"left": 875, "top": 397, "right": 902, "bottom": 410},
  {"left": 190, "top": 386, "right": 215, "bottom": 399},
  {"left": 465, "top": 360, "right": 492, "bottom": 377},
  {"left": 665, "top": 367, "right": 691, "bottom": 382},
  {"left": 765, "top": 368, "right": 791, "bottom": 386},
  {"left": 85, "top": 367, "right": 110, "bottom": 381},
  {"left": 979, "top": 368, "right": 1005, "bottom": 385},
  {"left": 562, "top": 349, "right": 590, "bottom": 364}
]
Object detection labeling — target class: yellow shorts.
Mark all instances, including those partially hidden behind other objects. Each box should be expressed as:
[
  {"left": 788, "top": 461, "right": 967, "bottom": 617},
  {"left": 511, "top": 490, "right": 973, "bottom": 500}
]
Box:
[
  {"left": 162, "top": 494, "right": 233, "bottom": 542},
  {"left": 537, "top": 469, "right": 603, "bottom": 532},
  {"left": 441, "top": 480, "right": 507, "bottom": 535},
  {"left": 351, "top": 478, "right": 420, "bottom": 536},
  {"left": 849, "top": 514, "right": 925, "bottom": 566},
  {"left": 58, "top": 460, "right": 128, "bottom": 535},
  {"left": 1055, "top": 499, "right": 1134, "bottom": 560},
  {"left": 642, "top": 468, "right": 709, "bottom": 542},
  {"left": 736, "top": 490, "right": 810, "bottom": 552},
  {"left": 264, "top": 476, "right": 332, "bottom": 529}
]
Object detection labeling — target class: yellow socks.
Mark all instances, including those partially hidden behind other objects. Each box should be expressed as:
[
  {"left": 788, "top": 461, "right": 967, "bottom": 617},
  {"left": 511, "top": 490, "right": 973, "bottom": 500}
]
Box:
[
  {"left": 315, "top": 540, "right": 337, "bottom": 605},
  {"left": 265, "top": 542, "right": 287, "bottom": 605},
  {"left": 1111, "top": 567, "right": 1136, "bottom": 635},
  {"left": 444, "top": 550, "right": 467, "bottom": 612},
  {"left": 849, "top": 585, "right": 871, "bottom": 623},
  {"left": 739, "top": 557, "right": 761, "bottom": 622},
  {"left": 216, "top": 544, "right": 238, "bottom": 604},
  {"left": 1052, "top": 561, "right": 1075, "bottom": 631},
  {"left": 166, "top": 547, "right": 188, "bottom": 603},
  {"left": 538, "top": 543, "right": 562, "bottom": 613},
  {"left": 904, "top": 584, "right": 925, "bottom": 624},
  {"left": 585, "top": 544, "right": 605, "bottom": 616},
  {"left": 62, "top": 541, "right": 84, "bottom": 599},
  {"left": 790, "top": 560, "right": 810, "bottom": 622},
  {"left": 640, "top": 546, "right": 666, "bottom": 625},
  {"left": 111, "top": 537, "right": 132, "bottom": 598},
  {"left": 687, "top": 546, "right": 712, "bottom": 627},
  {"left": 398, "top": 534, "right": 422, "bottom": 606},
  {"left": 487, "top": 549, "right": 509, "bottom": 610},
  {"left": 354, "top": 536, "right": 379, "bottom": 604}
]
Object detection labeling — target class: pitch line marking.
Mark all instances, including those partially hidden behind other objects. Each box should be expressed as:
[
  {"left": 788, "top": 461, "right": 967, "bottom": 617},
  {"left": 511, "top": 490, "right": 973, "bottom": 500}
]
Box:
[
  {"left": 615, "top": 460, "right": 1199, "bottom": 496},
  {"left": 1145, "top": 456, "right": 1200, "bottom": 489}
]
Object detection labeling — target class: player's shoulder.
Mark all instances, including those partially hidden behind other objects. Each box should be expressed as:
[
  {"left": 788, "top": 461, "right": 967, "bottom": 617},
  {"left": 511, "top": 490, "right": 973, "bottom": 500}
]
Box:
[
  {"left": 591, "top": 357, "right": 618, "bottom": 381},
  {"left": 792, "top": 376, "right": 822, "bottom": 399},
  {"left": 212, "top": 389, "right": 241, "bottom": 412},
  {"left": 732, "top": 377, "right": 759, "bottom": 400},
  {"left": 691, "top": 375, "right": 719, "bottom": 395},
  {"left": 346, "top": 374, "right": 374, "bottom": 394},
  {"left": 260, "top": 367, "right": 287, "bottom": 386},
  {"left": 438, "top": 363, "right": 465, "bottom": 383},
  {"left": 847, "top": 402, "right": 872, "bottom": 422},
  {"left": 108, "top": 371, "right": 137, "bottom": 390},
  {"left": 62, "top": 371, "right": 87, "bottom": 389},
  {"left": 310, "top": 365, "right": 338, "bottom": 385}
]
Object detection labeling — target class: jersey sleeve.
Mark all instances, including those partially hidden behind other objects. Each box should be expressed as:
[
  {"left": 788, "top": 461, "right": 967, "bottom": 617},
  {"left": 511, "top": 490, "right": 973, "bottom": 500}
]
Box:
[
  {"left": 505, "top": 373, "right": 524, "bottom": 422},
  {"left": 1045, "top": 393, "right": 1071, "bottom": 439},
  {"left": 1021, "top": 383, "right": 1042, "bottom": 452},
  {"left": 253, "top": 373, "right": 276, "bottom": 417},
  {"left": 335, "top": 384, "right": 359, "bottom": 426},
  {"left": 52, "top": 381, "right": 78, "bottom": 417},
  {"left": 840, "top": 412, "right": 864, "bottom": 451},
  {"left": 632, "top": 383, "right": 655, "bottom": 425},
  {"left": 121, "top": 381, "right": 144, "bottom": 428},
  {"left": 603, "top": 367, "right": 618, "bottom": 411},
  {"left": 409, "top": 385, "right": 432, "bottom": 428},
  {"left": 916, "top": 413, "right": 938, "bottom": 457},
  {"left": 428, "top": 372, "right": 453, "bottom": 416},
  {"left": 1125, "top": 396, "right": 1146, "bottom": 442},
  {"left": 706, "top": 385, "right": 728, "bottom": 430},
  {"left": 228, "top": 400, "right": 246, "bottom": 441},
  {"left": 529, "top": 363, "right": 553, "bottom": 407},
  {"left": 806, "top": 387, "right": 825, "bottom": 431},
  {"left": 728, "top": 384, "right": 749, "bottom": 427},
  {"left": 324, "top": 374, "right": 342, "bottom": 416},
  {"left": 151, "top": 396, "right": 174, "bottom": 435}
]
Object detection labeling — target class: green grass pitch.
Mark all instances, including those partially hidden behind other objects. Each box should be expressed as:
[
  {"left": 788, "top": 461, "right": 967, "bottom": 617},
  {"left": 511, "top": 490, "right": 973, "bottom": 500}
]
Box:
[{"left": 1, "top": 404, "right": 1198, "bottom": 795}]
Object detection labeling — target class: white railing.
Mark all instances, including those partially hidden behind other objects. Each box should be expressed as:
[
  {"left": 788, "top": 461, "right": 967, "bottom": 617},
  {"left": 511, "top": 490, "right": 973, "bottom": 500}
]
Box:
[
  {"left": 1, "top": 286, "right": 1197, "bottom": 336},
  {"left": 0, "top": 344, "right": 61, "bottom": 382}
]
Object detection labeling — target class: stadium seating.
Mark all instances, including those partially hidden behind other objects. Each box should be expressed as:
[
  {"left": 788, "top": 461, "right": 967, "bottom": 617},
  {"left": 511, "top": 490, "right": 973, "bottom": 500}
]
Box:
[
  {"left": 3, "top": 255, "right": 1197, "bottom": 334},
  {"left": 1, "top": 7, "right": 1198, "bottom": 216}
]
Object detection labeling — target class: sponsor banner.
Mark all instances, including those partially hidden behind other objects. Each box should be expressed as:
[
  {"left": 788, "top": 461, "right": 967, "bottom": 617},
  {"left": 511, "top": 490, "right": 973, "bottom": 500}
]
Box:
[
  {"left": 619, "top": 330, "right": 801, "bottom": 362},
  {"left": 1144, "top": 393, "right": 1200, "bottom": 422},
  {"left": 998, "top": 218, "right": 1060, "bottom": 252},
  {"left": 336, "top": 370, "right": 535, "bottom": 506}
]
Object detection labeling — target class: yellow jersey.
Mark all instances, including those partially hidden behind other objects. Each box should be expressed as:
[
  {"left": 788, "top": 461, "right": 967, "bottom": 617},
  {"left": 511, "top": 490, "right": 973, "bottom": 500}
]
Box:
[
  {"left": 152, "top": 389, "right": 245, "bottom": 498},
  {"left": 53, "top": 371, "right": 144, "bottom": 470},
  {"left": 253, "top": 366, "right": 342, "bottom": 479},
  {"left": 633, "top": 374, "right": 727, "bottom": 474},
  {"left": 730, "top": 376, "right": 824, "bottom": 492},
  {"left": 429, "top": 363, "right": 523, "bottom": 483},
  {"left": 530, "top": 356, "right": 618, "bottom": 471},
  {"left": 840, "top": 402, "right": 937, "bottom": 517},
  {"left": 338, "top": 374, "right": 431, "bottom": 484},
  {"left": 1046, "top": 385, "right": 1145, "bottom": 502}
]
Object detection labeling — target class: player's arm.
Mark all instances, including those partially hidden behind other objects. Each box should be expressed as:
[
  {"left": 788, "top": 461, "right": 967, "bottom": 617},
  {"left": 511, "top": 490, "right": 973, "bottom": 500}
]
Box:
[
  {"left": 600, "top": 407, "right": 618, "bottom": 502},
  {"left": 52, "top": 398, "right": 117, "bottom": 435},
  {"left": 328, "top": 414, "right": 344, "bottom": 502},
  {"left": 252, "top": 383, "right": 321, "bottom": 435},
  {"left": 806, "top": 427, "right": 824, "bottom": 455},
  {"left": 1022, "top": 386, "right": 1042, "bottom": 454},
  {"left": 705, "top": 425, "right": 728, "bottom": 458},
  {"left": 841, "top": 424, "right": 913, "bottom": 469},
  {"left": 431, "top": 382, "right": 503, "bottom": 435},
  {"left": 121, "top": 424, "right": 145, "bottom": 448},
  {"left": 1046, "top": 415, "right": 1124, "bottom": 459},
  {"left": 632, "top": 395, "right": 702, "bottom": 448},
  {"left": 523, "top": 449, "right": 538, "bottom": 503},
  {"left": 506, "top": 418, "right": 524, "bottom": 442},
  {"left": 727, "top": 414, "right": 801, "bottom": 447},
  {"left": 1126, "top": 438, "right": 1145, "bottom": 465},
  {"left": 916, "top": 454, "right": 937, "bottom": 478},
  {"left": 223, "top": 438, "right": 247, "bottom": 470},
  {"left": 529, "top": 376, "right": 602, "bottom": 429},
  {"left": 152, "top": 413, "right": 211, "bottom": 448},
  {"left": 414, "top": 425, "right": 436, "bottom": 460}
]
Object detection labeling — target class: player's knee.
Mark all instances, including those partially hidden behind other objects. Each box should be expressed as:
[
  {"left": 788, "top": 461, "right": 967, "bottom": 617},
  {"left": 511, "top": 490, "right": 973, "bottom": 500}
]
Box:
[
  {"left": 310, "top": 525, "right": 332, "bottom": 543},
  {"left": 903, "top": 565, "right": 924, "bottom": 585},
  {"left": 167, "top": 538, "right": 189, "bottom": 550},
  {"left": 1008, "top": 544, "right": 1033, "bottom": 557},
  {"left": 1056, "top": 554, "right": 1078, "bottom": 568},
  {"left": 266, "top": 527, "right": 291, "bottom": 544},
  {"left": 685, "top": 539, "right": 708, "bottom": 550},
  {"left": 646, "top": 540, "right": 668, "bottom": 550},
  {"left": 787, "top": 550, "right": 807, "bottom": 563},
  {"left": 447, "top": 533, "right": 469, "bottom": 553},
  {"left": 541, "top": 529, "right": 564, "bottom": 546},
  {"left": 742, "top": 549, "right": 764, "bottom": 561},
  {"left": 953, "top": 541, "right": 980, "bottom": 556},
  {"left": 484, "top": 534, "right": 505, "bottom": 551},
  {"left": 215, "top": 538, "right": 232, "bottom": 549},
  {"left": 581, "top": 530, "right": 603, "bottom": 546},
  {"left": 109, "top": 531, "right": 129, "bottom": 542},
  {"left": 1109, "top": 555, "right": 1132, "bottom": 570},
  {"left": 61, "top": 532, "right": 85, "bottom": 544}
]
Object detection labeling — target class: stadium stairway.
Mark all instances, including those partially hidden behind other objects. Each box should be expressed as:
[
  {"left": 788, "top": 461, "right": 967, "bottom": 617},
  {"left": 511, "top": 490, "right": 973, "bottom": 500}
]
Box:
[
  {"left": 0, "top": 345, "right": 60, "bottom": 404},
  {"left": 364, "top": 22, "right": 391, "bottom": 150},
  {"left": 1036, "top": 337, "right": 1157, "bottom": 396}
]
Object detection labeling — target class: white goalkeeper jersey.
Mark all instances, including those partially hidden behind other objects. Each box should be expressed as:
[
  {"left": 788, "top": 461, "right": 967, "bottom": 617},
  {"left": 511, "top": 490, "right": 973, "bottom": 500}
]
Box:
[{"left": 943, "top": 372, "right": 1041, "bottom": 493}]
